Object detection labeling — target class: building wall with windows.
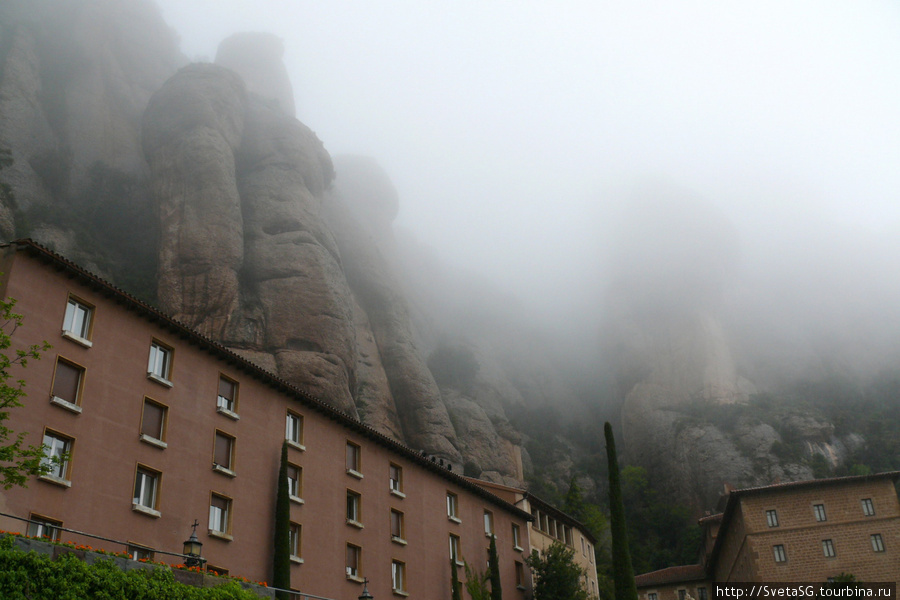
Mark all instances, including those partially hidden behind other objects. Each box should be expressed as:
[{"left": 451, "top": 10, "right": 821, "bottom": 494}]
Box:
[{"left": 0, "top": 241, "right": 533, "bottom": 600}]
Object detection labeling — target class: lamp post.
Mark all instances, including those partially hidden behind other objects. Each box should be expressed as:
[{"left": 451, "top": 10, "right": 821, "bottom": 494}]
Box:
[
  {"left": 358, "top": 577, "right": 374, "bottom": 600},
  {"left": 182, "top": 520, "right": 205, "bottom": 568}
]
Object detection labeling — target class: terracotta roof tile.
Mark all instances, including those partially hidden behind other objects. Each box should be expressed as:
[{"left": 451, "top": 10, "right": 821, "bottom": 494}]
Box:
[{"left": 636, "top": 564, "right": 706, "bottom": 587}]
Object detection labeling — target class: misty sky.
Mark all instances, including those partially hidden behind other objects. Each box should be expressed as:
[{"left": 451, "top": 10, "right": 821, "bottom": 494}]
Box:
[{"left": 155, "top": 1, "right": 900, "bottom": 329}]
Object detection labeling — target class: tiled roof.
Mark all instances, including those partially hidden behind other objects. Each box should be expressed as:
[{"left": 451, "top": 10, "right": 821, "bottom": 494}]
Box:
[{"left": 636, "top": 564, "right": 706, "bottom": 587}]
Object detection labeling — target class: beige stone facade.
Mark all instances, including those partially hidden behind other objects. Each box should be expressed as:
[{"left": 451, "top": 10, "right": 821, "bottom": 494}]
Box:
[{"left": 0, "top": 240, "right": 537, "bottom": 599}]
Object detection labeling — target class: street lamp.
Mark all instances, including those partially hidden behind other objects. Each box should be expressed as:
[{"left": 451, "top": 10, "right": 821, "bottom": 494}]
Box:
[
  {"left": 358, "top": 577, "right": 374, "bottom": 600},
  {"left": 182, "top": 520, "right": 205, "bottom": 568}
]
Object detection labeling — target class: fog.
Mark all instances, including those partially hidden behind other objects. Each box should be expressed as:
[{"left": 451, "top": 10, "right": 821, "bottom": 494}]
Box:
[{"left": 156, "top": 1, "right": 900, "bottom": 374}]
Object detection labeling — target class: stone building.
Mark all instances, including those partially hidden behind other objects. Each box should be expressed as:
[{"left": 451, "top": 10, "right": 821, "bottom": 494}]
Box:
[
  {"left": 637, "top": 472, "right": 900, "bottom": 598},
  {"left": 0, "top": 239, "right": 536, "bottom": 599},
  {"left": 471, "top": 479, "right": 601, "bottom": 598}
]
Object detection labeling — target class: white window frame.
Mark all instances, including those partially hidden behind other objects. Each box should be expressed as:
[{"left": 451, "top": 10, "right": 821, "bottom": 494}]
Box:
[
  {"left": 209, "top": 494, "right": 232, "bottom": 537},
  {"left": 447, "top": 492, "right": 459, "bottom": 521},
  {"left": 41, "top": 432, "right": 72, "bottom": 482},
  {"left": 63, "top": 297, "right": 93, "bottom": 346},
  {"left": 346, "top": 490, "right": 362, "bottom": 527},
  {"left": 289, "top": 522, "right": 302, "bottom": 562},
  {"left": 813, "top": 503, "right": 827, "bottom": 522},
  {"left": 392, "top": 559, "right": 406, "bottom": 593},
  {"left": 133, "top": 467, "right": 160, "bottom": 517},
  {"left": 450, "top": 534, "right": 462, "bottom": 565},
  {"left": 861, "top": 498, "right": 875, "bottom": 516},
  {"left": 766, "top": 509, "right": 779, "bottom": 527},
  {"left": 287, "top": 463, "right": 303, "bottom": 502},
  {"left": 822, "top": 539, "right": 835, "bottom": 557},
  {"left": 871, "top": 534, "right": 885, "bottom": 552},
  {"left": 147, "top": 341, "right": 172, "bottom": 385},
  {"left": 285, "top": 412, "right": 304, "bottom": 449}
]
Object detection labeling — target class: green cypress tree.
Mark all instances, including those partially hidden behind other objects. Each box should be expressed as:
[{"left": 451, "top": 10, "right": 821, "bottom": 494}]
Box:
[
  {"left": 488, "top": 533, "right": 502, "bottom": 600},
  {"left": 605, "top": 422, "right": 637, "bottom": 600},
  {"left": 273, "top": 440, "right": 291, "bottom": 599},
  {"left": 451, "top": 558, "right": 463, "bottom": 600}
]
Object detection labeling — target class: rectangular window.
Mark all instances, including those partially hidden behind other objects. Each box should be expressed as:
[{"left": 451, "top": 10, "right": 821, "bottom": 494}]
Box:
[
  {"left": 51, "top": 358, "right": 84, "bottom": 410},
  {"left": 391, "top": 509, "right": 405, "bottom": 542},
  {"left": 347, "top": 490, "right": 362, "bottom": 525},
  {"left": 41, "top": 431, "right": 72, "bottom": 481},
  {"left": 483, "top": 510, "right": 494, "bottom": 537},
  {"left": 649, "top": 593, "right": 659, "bottom": 600},
  {"left": 697, "top": 588, "right": 708, "bottom": 600},
  {"left": 287, "top": 463, "right": 302, "bottom": 500},
  {"left": 512, "top": 523, "right": 522, "bottom": 550},
  {"left": 389, "top": 463, "right": 403, "bottom": 495},
  {"left": 346, "top": 544, "right": 361, "bottom": 579},
  {"left": 581, "top": 537, "right": 586, "bottom": 556},
  {"left": 289, "top": 522, "right": 302, "bottom": 560},
  {"left": 216, "top": 376, "right": 238, "bottom": 414},
  {"left": 813, "top": 503, "right": 827, "bottom": 522},
  {"left": 447, "top": 492, "right": 459, "bottom": 520},
  {"left": 549, "top": 518, "right": 557, "bottom": 539},
  {"left": 679, "top": 590, "right": 686, "bottom": 600},
  {"left": 766, "top": 509, "right": 779, "bottom": 527},
  {"left": 515, "top": 560, "right": 525, "bottom": 588},
  {"left": 861, "top": 498, "right": 875, "bottom": 516},
  {"left": 588, "top": 542, "right": 594, "bottom": 563},
  {"left": 346, "top": 441, "right": 361, "bottom": 476},
  {"left": 822, "top": 539, "right": 836, "bottom": 557},
  {"left": 392, "top": 560, "right": 406, "bottom": 593},
  {"left": 140, "top": 398, "right": 167, "bottom": 444},
  {"left": 773, "top": 544, "right": 786, "bottom": 563},
  {"left": 285, "top": 411, "right": 304, "bottom": 446},
  {"left": 133, "top": 467, "right": 160, "bottom": 514},
  {"left": 213, "top": 431, "right": 235, "bottom": 474},
  {"left": 129, "top": 545, "right": 154, "bottom": 561},
  {"left": 63, "top": 297, "right": 92, "bottom": 342},
  {"left": 449, "top": 534, "right": 461, "bottom": 564},
  {"left": 147, "top": 341, "right": 172, "bottom": 383},
  {"left": 27, "top": 515, "right": 62, "bottom": 541},
  {"left": 871, "top": 534, "right": 885, "bottom": 552},
  {"left": 209, "top": 494, "right": 231, "bottom": 535}
]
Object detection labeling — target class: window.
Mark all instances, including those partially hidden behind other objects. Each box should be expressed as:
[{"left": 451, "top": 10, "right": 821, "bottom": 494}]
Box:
[
  {"left": 140, "top": 398, "right": 167, "bottom": 446},
  {"left": 289, "top": 522, "right": 302, "bottom": 561},
  {"left": 766, "top": 509, "right": 779, "bottom": 527},
  {"left": 213, "top": 431, "right": 235, "bottom": 475},
  {"left": 147, "top": 341, "right": 172, "bottom": 384},
  {"left": 649, "top": 593, "right": 659, "bottom": 600},
  {"left": 871, "top": 534, "right": 885, "bottom": 552},
  {"left": 678, "top": 590, "right": 686, "bottom": 600},
  {"left": 347, "top": 490, "right": 362, "bottom": 526},
  {"left": 449, "top": 534, "right": 462, "bottom": 564},
  {"left": 216, "top": 376, "right": 238, "bottom": 416},
  {"left": 287, "top": 463, "right": 302, "bottom": 501},
  {"left": 813, "top": 503, "right": 827, "bottom": 522},
  {"left": 861, "top": 498, "right": 875, "bottom": 516},
  {"left": 41, "top": 431, "right": 72, "bottom": 482},
  {"left": 27, "top": 515, "right": 62, "bottom": 541},
  {"left": 389, "top": 463, "right": 404, "bottom": 496},
  {"left": 209, "top": 494, "right": 232, "bottom": 536},
  {"left": 346, "top": 544, "right": 361, "bottom": 579},
  {"left": 588, "top": 542, "right": 594, "bottom": 563},
  {"left": 483, "top": 510, "right": 494, "bottom": 537},
  {"left": 133, "top": 467, "right": 160, "bottom": 515},
  {"left": 391, "top": 509, "right": 405, "bottom": 543},
  {"left": 50, "top": 358, "right": 84, "bottom": 411},
  {"left": 515, "top": 560, "right": 525, "bottom": 588},
  {"left": 285, "top": 411, "right": 304, "bottom": 447},
  {"left": 129, "top": 545, "right": 154, "bottom": 561},
  {"left": 447, "top": 492, "right": 459, "bottom": 521},
  {"left": 697, "top": 588, "right": 708, "bottom": 600},
  {"left": 346, "top": 441, "right": 362, "bottom": 476},
  {"left": 773, "top": 544, "right": 786, "bottom": 563},
  {"left": 822, "top": 539, "right": 835, "bottom": 557},
  {"left": 392, "top": 560, "right": 406, "bottom": 593},
  {"left": 63, "top": 297, "right": 92, "bottom": 343},
  {"left": 512, "top": 523, "right": 522, "bottom": 550},
  {"left": 581, "top": 537, "right": 586, "bottom": 556}
]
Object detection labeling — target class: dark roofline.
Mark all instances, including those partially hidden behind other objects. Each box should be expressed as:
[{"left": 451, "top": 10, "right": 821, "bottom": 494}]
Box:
[
  {"left": 4, "top": 239, "right": 532, "bottom": 521},
  {"left": 635, "top": 564, "right": 706, "bottom": 587},
  {"left": 706, "top": 471, "right": 900, "bottom": 573}
]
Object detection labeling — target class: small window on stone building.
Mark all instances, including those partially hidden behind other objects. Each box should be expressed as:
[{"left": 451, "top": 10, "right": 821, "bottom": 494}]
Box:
[
  {"left": 773, "top": 544, "right": 787, "bottom": 563},
  {"left": 871, "top": 534, "right": 885, "bottom": 552},
  {"left": 766, "top": 509, "right": 779, "bottom": 527},
  {"left": 822, "top": 539, "right": 836, "bottom": 557},
  {"left": 861, "top": 498, "right": 875, "bottom": 516},
  {"left": 813, "top": 503, "right": 827, "bottom": 522}
]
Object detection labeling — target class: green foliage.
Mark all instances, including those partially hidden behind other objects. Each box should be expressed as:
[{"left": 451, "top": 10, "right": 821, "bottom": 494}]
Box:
[
  {"left": 0, "top": 295, "right": 53, "bottom": 489},
  {"left": 525, "top": 542, "right": 588, "bottom": 600},
  {"left": 605, "top": 423, "right": 637, "bottom": 600},
  {"left": 273, "top": 441, "right": 291, "bottom": 598},
  {"left": 0, "top": 543, "right": 261, "bottom": 599},
  {"left": 619, "top": 465, "right": 701, "bottom": 574},
  {"left": 428, "top": 343, "right": 479, "bottom": 391},
  {"left": 451, "top": 559, "right": 463, "bottom": 600},
  {"left": 463, "top": 560, "right": 490, "bottom": 600},
  {"left": 488, "top": 534, "right": 502, "bottom": 600}
]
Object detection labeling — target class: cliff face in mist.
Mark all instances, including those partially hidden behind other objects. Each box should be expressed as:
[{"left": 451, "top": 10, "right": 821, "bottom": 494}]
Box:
[{"left": 0, "top": 2, "right": 536, "bottom": 485}]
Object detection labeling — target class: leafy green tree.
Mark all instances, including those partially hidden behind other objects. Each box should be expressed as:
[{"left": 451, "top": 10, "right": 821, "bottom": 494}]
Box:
[
  {"left": 451, "top": 559, "right": 463, "bottom": 600},
  {"left": 488, "top": 533, "right": 502, "bottom": 600},
  {"left": 272, "top": 441, "right": 291, "bottom": 598},
  {"left": 464, "top": 560, "right": 490, "bottom": 600},
  {"left": 0, "top": 296, "right": 53, "bottom": 489},
  {"left": 605, "top": 422, "right": 637, "bottom": 600},
  {"left": 525, "top": 542, "right": 588, "bottom": 600}
]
